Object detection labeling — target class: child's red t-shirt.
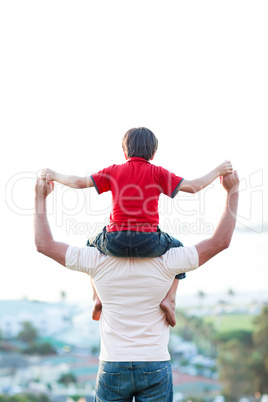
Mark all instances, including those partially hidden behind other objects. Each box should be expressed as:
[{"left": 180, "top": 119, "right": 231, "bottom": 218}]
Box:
[{"left": 91, "top": 157, "right": 183, "bottom": 232}]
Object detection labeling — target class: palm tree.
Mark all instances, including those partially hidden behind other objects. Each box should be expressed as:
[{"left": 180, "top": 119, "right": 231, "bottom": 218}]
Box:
[
  {"left": 197, "top": 290, "right": 206, "bottom": 311},
  {"left": 60, "top": 290, "right": 67, "bottom": 303},
  {"left": 227, "top": 288, "right": 235, "bottom": 311}
]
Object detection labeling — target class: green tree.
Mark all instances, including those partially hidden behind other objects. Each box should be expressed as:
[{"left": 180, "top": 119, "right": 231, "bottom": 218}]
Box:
[
  {"left": 197, "top": 290, "right": 206, "bottom": 309},
  {"left": 23, "top": 342, "right": 56, "bottom": 355},
  {"left": 251, "top": 305, "right": 268, "bottom": 394},
  {"left": 58, "top": 372, "right": 77, "bottom": 386},
  {"left": 17, "top": 321, "right": 38, "bottom": 344},
  {"left": 173, "top": 311, "right": 217, "bottom": 358},
  {"left": 217, "top": 337, "right": 254, "bottom": 401},
  {"left": 217, "top": 307, "right": 268, "bottom": 400},
  {"left": 60, "top": 290, "right": 67, "bottom": 302},
  {"left": 227, "top": 288, "right": 235, "bottom": 308},
  {"left": 227, "top": 288, "right": 235, "bottom": 298},
  {"left": 216, "top": 329, "right": 252, "bottom": 346}
]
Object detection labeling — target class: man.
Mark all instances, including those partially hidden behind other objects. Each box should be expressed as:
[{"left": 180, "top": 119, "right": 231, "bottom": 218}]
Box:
[{"left": 34, "top": 171, "right": 239, "bottom": 402}]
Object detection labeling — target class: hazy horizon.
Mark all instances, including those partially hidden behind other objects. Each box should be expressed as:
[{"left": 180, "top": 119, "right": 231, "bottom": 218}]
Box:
[{"left": 1, "top": 1, "right": 267, "bottom": 304}]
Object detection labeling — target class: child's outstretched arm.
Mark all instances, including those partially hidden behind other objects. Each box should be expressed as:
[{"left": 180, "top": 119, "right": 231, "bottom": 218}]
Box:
[
  {"left": 179, "top": 160, "right": 233, "bottom": 193},
  {"left": 41, "top": 168, "right": 94, "bottom": 189}
]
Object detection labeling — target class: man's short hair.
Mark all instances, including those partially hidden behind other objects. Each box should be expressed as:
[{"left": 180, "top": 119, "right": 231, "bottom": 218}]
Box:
[{"left": 122, "top": 127, "right": 158, "bottom": 161}]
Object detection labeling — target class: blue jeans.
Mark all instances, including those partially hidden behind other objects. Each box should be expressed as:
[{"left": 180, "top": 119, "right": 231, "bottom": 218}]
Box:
[
  {"left": 87, "top": 227, "right": 186, "bottom": 280},
  {"left": 94, "top": 361, "right": 173, "bottom": 402}
]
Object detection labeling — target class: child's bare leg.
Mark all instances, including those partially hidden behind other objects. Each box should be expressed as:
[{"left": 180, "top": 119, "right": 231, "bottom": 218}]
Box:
[
  {"left": 91, "top": 279, "right": 102, "bottom": 321},
  {"left": 160, "top": 278, "right": 179, "bottom": 327}
]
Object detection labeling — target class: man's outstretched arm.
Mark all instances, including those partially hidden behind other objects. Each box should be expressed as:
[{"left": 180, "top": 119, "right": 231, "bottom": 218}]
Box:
[
  {"left": 34, "top": 178, "right": 69, "bottom": 266},
  {"left": 195, "top": 171, "right": 239, "bottom": 266}
]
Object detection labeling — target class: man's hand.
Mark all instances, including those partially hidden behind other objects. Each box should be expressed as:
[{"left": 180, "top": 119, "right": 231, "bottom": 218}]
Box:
[
  {"left": 35, "top": 177, "right": 54, "bottom": 199},
  {"left": 220, "top": 170, "right": 239, "bottom": 192},
  {"left": 217, "top": 160, "right": 233, "bottom": 176},
  {"left": 41, "top": 168, "right": 55, "bottom": 183}
]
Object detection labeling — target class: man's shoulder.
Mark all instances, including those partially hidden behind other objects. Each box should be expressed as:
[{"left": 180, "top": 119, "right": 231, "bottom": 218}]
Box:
[
  {"left": 160, "top": 246, "right": 199, "bottom": 269},
  {"left": 66, "top": 245, "right": 113, "bottom": 271}
]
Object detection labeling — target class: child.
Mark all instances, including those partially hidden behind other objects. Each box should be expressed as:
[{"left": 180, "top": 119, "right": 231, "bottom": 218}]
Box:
[{"left": 42, "top": 127, "right": 233, "bottom": 326}]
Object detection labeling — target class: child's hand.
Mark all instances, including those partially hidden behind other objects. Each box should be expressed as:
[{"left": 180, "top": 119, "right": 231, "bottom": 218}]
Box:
[
  {"left": 41, "top": 168, "right": 54, "bottom": 183},
  {"left": 35, "top": 177, "right": 54, "bottom": 198},
  {"left": 218, "top": 160, "right": 233, "bottom": 176}
]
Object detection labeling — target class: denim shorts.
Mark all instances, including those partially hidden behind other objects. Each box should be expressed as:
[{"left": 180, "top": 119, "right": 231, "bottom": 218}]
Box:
[
  {"left": 87, "top": 227, "right": 186, "bottom": 280},
  {"left": 95, "top": 360, "right": 173, "bottom": 401}
]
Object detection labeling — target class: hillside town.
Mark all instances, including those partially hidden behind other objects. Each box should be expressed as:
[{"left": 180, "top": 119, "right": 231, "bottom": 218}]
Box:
[{"left": 0, "top": 291, "right": 267, "bottom": 402}]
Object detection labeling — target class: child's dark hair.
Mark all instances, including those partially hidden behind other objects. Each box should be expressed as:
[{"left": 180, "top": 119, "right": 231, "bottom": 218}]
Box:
[{"left": 122, "top": 127, "right": 158, "bottom": 161}]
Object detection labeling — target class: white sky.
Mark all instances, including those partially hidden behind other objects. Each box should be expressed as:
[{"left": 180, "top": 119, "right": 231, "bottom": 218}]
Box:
[{"left": 1, "top": 1, "right": 268, "bottom": 303}]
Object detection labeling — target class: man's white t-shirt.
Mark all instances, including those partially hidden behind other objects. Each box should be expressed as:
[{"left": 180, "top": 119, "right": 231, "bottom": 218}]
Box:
[{"left": 65, "top": 245, "right": 199, "bottom": 362}]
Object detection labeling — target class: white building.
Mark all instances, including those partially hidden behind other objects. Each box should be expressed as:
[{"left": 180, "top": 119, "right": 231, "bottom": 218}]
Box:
[{"left": 0, "top": 300, "right": 78, "bottom": 339}]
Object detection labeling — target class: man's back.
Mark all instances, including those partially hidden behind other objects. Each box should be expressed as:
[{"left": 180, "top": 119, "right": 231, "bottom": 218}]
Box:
[{"left": 66, "top": 245, "right": 199, "bottom": 361}]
